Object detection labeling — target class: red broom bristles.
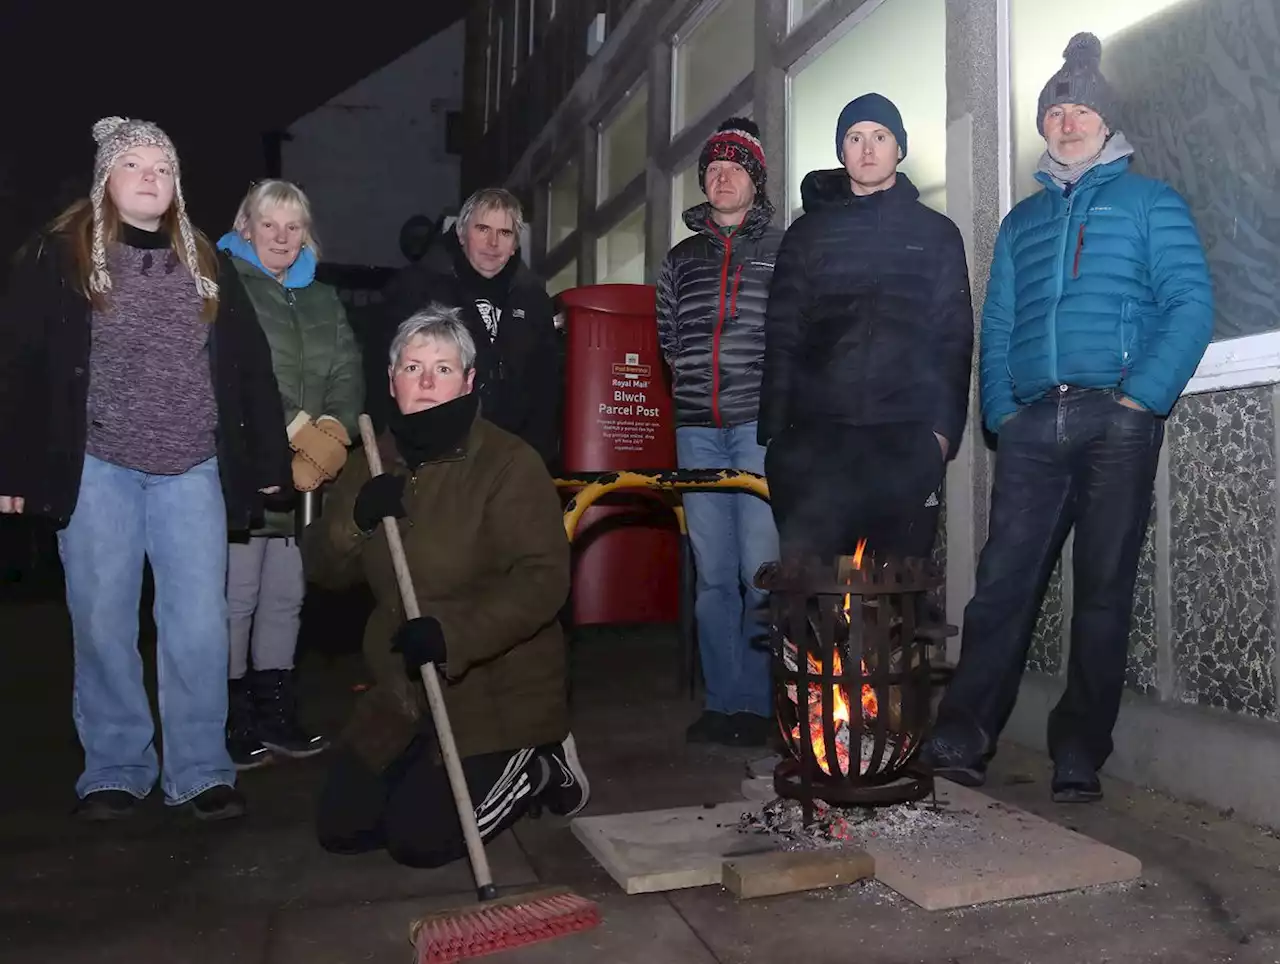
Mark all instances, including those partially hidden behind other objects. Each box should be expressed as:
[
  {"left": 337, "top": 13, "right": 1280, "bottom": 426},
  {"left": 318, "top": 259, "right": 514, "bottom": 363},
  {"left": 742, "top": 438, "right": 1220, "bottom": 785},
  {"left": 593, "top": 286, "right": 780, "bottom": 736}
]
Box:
[{"left": 414, "top": 891, "right": 601, "bottom": 963}]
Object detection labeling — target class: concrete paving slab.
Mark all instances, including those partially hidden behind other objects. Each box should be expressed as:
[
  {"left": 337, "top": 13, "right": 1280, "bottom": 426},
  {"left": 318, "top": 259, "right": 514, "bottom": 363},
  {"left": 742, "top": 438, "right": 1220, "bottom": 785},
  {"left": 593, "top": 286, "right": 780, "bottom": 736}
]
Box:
[
  {"left": 860, "top": 779, "right": 1143, "bottom": 910},
  {"left": 571, "top": 801, "right": 775, "bottom": 894}
]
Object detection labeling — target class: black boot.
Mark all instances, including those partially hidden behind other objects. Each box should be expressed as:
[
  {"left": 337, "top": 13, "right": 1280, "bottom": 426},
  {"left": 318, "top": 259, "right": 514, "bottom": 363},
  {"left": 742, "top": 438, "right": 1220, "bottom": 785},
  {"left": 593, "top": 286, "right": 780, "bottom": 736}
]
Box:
[
  {"left": 227, "top": 676, "right": 272, "bottom": 771},
  {"left": 252, "top": 669, "right": 330, "bottom": 760}
]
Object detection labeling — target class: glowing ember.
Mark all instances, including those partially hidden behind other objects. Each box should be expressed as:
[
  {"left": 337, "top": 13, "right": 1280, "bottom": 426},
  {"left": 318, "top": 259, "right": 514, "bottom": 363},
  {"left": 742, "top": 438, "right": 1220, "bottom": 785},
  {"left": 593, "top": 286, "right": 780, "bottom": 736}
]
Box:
[{"left": 781, "top": 635, "right": 880, "bottom": 777}]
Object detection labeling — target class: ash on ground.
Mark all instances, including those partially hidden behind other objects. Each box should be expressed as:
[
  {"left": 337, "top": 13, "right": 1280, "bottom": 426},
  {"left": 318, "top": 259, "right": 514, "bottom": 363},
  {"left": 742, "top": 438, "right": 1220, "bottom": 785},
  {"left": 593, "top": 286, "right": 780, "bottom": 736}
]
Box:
[{"left": 738, "top": 795, "right": 975, "bottom": 851}]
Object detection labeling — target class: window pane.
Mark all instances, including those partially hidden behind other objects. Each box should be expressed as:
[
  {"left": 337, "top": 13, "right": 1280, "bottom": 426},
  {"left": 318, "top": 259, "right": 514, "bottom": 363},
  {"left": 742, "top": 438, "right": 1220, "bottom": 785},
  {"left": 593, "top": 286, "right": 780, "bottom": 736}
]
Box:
[
  {"left": 599, "top": 83, "right": 648, "bottom": 201},
  {"left": 547, "top": 159, "right": 579, "bottom": 250},
  {"left": 673, "top": 1, "right": 755, "bottom": 133},
  {"left": 1011, "top": 0, "right": 1275, "bottom": 339},
  {"left": 789, "top": 0, "right": 829, "bottom": 30},
  {"left": 596, "top": 206, "right": 647, "bottom": 284},
  {"left": 788, "top": 0, "right": 946, "bottom": 220},
  {"left": 547, "top": 259, "right": 578, "bottom": 296},
  {"left": 671, "top": 163, "right": 703, "bottom": 246}
]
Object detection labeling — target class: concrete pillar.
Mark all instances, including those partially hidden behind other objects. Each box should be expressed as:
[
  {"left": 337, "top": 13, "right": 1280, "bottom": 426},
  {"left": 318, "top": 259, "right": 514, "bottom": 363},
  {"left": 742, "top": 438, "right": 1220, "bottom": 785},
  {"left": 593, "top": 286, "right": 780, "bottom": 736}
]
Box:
[
  {"left": 577, "top": 119, "right": 600, "bottom": 283},
  {"left": 943, "top": 0, "right": 1003, "bottom": 660},
  {"left": 754, "top": 0, "right": 789, "bottom": 226},
  {"left": 645, "top": 37, "right": 674, "bottom": 281}
]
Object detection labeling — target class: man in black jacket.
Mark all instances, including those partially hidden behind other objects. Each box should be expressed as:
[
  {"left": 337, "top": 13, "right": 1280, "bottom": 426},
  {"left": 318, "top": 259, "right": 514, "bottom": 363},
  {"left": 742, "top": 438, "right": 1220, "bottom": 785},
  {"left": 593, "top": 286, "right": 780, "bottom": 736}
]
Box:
[
  {"left": 657, "top": 118, "right": 784, "bottom": 747},
  {"left": 760, "top": 93, "right": 973, "bottom": 563},
  {"left": 368, "top": 188, "right": 561, "bottom": 466}
]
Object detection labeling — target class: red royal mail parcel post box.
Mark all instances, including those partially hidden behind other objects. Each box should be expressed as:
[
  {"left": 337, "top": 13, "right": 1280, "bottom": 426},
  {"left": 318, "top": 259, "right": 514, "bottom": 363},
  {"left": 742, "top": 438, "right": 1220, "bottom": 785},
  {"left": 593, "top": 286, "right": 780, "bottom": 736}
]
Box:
[{"left": 559, "top": 284, "right": 679, "bottom": 626}]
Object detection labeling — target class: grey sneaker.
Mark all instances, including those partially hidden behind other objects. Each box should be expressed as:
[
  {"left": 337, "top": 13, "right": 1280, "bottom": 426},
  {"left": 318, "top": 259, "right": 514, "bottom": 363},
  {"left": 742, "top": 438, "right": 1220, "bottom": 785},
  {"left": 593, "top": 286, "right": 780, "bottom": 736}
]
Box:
[{"left": 540, "top": 733, "right": 591, "bottom": 817}]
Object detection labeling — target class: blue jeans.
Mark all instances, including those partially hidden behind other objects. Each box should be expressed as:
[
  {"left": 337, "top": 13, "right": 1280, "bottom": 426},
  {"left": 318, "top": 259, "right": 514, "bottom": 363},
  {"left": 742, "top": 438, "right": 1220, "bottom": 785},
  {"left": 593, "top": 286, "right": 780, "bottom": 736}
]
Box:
[
  {"left": 58, "top": 454, "right": 235, "bottom": 804},
  {"left": 675, "top": 421, "right": 779, "bottom": 717},
  {"left": 937, "top": 388, "right": 1163, "bottom": 768}
]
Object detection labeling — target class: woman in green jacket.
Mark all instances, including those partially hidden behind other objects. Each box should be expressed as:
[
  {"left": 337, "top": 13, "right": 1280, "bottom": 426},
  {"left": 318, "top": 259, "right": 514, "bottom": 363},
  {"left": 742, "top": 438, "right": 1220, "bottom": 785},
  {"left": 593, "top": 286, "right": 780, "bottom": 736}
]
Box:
[{"left": 217, "top": 180, "right": 363, "bottom": 769}]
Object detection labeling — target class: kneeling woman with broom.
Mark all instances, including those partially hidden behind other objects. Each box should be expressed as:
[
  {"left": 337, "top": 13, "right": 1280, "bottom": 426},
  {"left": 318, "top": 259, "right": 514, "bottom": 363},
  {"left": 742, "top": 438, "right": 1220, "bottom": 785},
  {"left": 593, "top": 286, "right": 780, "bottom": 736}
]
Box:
[{"left": 308, "top": 304, "right": 589, "bottom": 869}]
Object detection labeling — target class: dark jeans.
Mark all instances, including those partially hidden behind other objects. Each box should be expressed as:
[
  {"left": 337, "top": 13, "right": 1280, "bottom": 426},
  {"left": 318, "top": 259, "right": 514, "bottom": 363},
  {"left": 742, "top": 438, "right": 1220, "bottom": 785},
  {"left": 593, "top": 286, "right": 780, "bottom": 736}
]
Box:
[
  {"left": 766, "top": 421, "right": 945, "bottom": 561},
  {"left": 937, "top": 388, "right": 1163, "bottom": 769},
  {"left": 316, "top": 733, "right": 540, "bottom": 868}
]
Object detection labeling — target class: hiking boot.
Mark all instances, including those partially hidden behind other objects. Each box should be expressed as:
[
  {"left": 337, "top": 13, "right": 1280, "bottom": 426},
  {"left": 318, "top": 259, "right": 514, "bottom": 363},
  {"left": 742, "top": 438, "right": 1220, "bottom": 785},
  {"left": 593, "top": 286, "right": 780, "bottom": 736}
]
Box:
[
  {"left": 251, "top": 669, "right": 329, "bottom": 760},
  {"left": 1051, "top": 744, "right": 1103, "bottom": 803},
  {"left": 725, "top": 712, "right": 773, "bottom": 747},
  {"left": 188, "top": 785, "right": 247, "bottom": 822},
  {"left": 685, "top": 710, "right": 733, "bottom": 744},
  {"left": 228, "top": 676, "right": 272, "bottom": 771},
  {"left": 73, "top": 789, "right": 138, "bottom": 822},
  {"left": 918, "top": 721, "right": 989, "bottom": 787}
]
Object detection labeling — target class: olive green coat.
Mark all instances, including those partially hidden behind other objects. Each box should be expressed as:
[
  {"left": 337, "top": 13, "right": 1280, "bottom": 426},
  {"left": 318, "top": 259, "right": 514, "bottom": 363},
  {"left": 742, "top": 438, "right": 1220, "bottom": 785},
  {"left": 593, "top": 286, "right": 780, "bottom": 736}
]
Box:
[{"left": 303, "top": 415, "right": 571, "bottom": 768}]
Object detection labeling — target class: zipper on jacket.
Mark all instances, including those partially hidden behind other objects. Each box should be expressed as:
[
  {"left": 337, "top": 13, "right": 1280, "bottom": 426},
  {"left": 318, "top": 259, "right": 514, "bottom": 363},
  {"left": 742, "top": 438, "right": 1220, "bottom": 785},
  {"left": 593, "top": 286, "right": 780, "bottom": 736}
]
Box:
[
  {"left": 1071, "top": 224, "right": 1086, "bottom": 279},
  {"left": 710, "top": 230, "right": 736, "bottom": 428},
  {"left": 1048, "top": 192, "right": 1077, "bottom": 387}
]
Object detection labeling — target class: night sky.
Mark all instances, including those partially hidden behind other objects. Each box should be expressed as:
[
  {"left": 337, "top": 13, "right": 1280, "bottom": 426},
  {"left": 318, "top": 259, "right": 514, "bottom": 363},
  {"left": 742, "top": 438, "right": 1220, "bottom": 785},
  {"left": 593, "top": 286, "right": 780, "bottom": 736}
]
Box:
[{"left": 0, "top": 4, "right": 465, "bottom": 277}]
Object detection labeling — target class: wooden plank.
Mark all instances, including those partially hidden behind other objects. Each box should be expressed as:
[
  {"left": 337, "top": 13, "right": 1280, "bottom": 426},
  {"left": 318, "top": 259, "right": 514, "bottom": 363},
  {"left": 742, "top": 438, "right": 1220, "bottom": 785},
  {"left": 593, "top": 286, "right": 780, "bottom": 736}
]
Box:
[{"left": 722, "top": 848, "right": 875, "bottom": 899}]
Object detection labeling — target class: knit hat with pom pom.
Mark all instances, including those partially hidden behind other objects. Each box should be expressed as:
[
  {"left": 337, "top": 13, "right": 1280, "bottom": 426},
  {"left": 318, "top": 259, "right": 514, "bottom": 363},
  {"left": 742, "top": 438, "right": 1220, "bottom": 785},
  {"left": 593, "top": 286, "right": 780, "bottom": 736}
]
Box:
[
  {"left": 1036, "top": 32, "right": 1118, "bottom": 135},
  {"left": 88, "top": 116, "right": 217, "bottom": 300}
]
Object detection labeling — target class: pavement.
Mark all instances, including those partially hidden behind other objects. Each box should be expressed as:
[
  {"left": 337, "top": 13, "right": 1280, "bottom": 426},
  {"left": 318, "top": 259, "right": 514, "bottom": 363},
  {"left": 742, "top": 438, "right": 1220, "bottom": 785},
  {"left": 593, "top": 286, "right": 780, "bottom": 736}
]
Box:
[{"left": 3, "top": 584, "right": 1280, "bottom": 963}]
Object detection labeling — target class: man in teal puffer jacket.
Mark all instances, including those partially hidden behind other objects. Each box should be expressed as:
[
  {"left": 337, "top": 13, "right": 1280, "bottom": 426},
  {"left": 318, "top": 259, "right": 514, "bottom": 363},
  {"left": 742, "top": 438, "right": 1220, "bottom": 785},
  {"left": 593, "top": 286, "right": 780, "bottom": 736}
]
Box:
[{"left": 923, "top": 33, "right": 1213, "bottom": 803}]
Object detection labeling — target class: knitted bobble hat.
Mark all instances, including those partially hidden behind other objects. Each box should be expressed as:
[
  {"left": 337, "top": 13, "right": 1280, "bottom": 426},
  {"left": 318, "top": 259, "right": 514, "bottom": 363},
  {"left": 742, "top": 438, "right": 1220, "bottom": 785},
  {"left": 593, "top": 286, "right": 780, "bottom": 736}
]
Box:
[
  {"left": 1036, "top": 33, "right": 1118, "bottom": 134},
  {"left": 88, "top": 116, "right": 217, "bottom": 299},
  {"left": 699, "top": 117, "right": 768, "bottom": 196}
]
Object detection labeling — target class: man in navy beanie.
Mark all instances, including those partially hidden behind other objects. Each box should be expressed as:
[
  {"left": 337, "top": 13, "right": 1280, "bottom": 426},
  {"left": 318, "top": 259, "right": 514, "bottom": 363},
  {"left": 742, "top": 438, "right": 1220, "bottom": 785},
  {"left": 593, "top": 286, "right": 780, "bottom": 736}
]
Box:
[{"left": 759, "top": 93, "right": 973, "bottom": 565}]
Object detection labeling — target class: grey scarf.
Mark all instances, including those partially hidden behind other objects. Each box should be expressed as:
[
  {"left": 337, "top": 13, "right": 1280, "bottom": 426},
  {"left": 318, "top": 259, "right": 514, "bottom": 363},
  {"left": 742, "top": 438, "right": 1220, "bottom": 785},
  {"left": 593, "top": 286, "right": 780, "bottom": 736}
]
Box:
[{"left": 1036, "top": 131, "right": 1135, "bottom": 190}]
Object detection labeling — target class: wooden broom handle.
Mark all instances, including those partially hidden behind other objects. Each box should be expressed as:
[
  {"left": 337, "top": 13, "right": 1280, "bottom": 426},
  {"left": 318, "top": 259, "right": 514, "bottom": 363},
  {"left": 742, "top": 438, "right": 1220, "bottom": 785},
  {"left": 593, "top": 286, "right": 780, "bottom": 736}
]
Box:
[{"left": 357, "top": 415, "right": 496, "bottom": 898}]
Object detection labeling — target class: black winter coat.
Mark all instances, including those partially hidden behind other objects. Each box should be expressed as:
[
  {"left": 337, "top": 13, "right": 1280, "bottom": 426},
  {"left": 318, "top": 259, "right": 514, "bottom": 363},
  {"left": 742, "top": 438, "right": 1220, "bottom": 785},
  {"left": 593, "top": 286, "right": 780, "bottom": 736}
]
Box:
[
  {"left": 758, "top": 171, "right": 974, "bottom": 452},
  {"left": 370, "top": 234, "right": 561, "bottom": 466},
  {"left": 0, "top": 234, "right": 291, "bottom": 529},
  {"left": 657, "top": 202, "right": 784, "bottom": 428}
]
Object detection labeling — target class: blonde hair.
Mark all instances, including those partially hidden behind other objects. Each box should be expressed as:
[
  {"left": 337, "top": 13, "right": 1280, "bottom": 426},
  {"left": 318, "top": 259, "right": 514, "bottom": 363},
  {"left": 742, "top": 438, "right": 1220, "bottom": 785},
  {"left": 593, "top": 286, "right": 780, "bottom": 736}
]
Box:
[
  {"left": 232, "top": 179, "right": 321, "bottom": 258},
  {"left": 46, "top": 196, "right": 220, "bottom": 321}
]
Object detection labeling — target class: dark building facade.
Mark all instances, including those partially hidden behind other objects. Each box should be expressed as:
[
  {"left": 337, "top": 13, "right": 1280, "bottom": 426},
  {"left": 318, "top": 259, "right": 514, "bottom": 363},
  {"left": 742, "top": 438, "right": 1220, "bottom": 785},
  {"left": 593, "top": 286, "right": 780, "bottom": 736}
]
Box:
[{"left": 463, "top": 0, "right": 1280, "bottom": 831}]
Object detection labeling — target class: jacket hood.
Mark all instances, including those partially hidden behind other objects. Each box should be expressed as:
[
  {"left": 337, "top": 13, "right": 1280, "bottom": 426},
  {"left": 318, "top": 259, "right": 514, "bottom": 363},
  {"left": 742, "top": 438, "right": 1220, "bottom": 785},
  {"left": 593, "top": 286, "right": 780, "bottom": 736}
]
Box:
[
  {"left": 799, "top": 169, "right": 921, "bottom": 214},
  {"left": 681, "top": 197, "right": 777, "bottom": 243},
  {"left": 216, "top": 232, "right": 317, "bottom": 289}
]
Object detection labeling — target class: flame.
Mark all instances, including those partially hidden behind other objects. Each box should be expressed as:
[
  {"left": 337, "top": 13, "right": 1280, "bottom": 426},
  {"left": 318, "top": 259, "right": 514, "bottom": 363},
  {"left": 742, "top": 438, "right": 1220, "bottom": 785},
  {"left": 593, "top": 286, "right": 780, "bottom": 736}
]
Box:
[
  {"left": 783, "top": 536, "right": 885, "bottom": 776},
  {"left": 788, "top": 640, "right": 879, "bottom": 776}
]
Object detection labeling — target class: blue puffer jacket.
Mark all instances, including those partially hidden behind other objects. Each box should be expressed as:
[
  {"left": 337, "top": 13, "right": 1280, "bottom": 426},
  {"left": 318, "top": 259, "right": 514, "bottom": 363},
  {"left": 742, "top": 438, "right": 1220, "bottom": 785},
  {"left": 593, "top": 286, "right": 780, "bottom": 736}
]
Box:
[{"left": 980, "top": 155, "right": 1214, "bottom": 434}]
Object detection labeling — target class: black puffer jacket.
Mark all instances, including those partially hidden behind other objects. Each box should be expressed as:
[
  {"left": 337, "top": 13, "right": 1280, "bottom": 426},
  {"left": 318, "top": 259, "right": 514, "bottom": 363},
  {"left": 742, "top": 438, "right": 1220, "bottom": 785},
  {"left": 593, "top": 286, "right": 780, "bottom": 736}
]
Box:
[
  {"left": 367, "top": 233, "right": 560, "bottom": 466},
  {"left": 758, "top": 171, "right": 974, "bottom": 453},
  {"left": 656, "top": 201, "right": 784, "bottom": 428}
]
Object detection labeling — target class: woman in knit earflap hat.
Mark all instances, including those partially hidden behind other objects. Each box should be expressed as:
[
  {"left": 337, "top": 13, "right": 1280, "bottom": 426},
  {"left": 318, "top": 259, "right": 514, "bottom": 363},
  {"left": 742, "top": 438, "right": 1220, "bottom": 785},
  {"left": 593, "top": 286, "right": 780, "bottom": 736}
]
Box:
[{"left": 0, "top": 116, "right": 292, "bottom": 823}]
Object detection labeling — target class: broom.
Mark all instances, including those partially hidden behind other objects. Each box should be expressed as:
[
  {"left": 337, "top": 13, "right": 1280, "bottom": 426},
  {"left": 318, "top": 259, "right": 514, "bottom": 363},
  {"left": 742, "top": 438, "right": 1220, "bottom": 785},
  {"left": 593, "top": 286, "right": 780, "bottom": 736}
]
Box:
[{"left": 357, "top": 415, "right": 601, "bottom": 963}]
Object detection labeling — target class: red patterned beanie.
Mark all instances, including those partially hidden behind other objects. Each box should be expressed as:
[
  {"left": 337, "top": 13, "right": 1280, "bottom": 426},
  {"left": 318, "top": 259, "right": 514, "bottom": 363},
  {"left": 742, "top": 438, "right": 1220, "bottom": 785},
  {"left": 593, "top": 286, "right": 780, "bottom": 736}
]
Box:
[{"left": 699, "top": 117, "right": 767, "bottom": 196}]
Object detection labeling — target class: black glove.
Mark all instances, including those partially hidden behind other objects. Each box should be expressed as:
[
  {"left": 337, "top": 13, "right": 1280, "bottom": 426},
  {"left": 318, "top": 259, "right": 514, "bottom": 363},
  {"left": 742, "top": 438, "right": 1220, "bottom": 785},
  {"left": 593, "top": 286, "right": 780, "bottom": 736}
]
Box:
[
  {"left": 353, "top": 473, "right": 407, "bottom": 533},
  {"left": 390, "top": 616, "right": 448, "bottom": 680}
]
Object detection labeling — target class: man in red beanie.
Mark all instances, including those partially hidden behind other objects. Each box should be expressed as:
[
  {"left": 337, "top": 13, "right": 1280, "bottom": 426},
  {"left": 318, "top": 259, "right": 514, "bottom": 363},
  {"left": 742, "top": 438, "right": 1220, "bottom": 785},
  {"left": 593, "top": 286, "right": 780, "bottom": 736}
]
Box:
[{"left": 657, "top": 117, "right": 784, "bottom": 747}]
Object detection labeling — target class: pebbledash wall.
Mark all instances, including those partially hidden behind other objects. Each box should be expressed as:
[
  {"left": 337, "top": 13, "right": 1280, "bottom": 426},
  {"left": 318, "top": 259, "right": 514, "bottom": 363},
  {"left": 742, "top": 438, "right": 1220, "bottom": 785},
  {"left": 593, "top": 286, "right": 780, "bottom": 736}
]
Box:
[{"left": 475, "top": 0, "right": 1280, "bottom": 829}]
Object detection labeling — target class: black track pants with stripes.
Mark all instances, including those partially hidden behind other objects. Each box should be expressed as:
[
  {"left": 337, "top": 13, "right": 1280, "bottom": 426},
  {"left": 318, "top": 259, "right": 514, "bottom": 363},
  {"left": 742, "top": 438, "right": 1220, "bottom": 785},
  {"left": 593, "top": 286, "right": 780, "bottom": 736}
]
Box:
[{"left": 316, "top": 733, "right": 541, "bottom": 869}]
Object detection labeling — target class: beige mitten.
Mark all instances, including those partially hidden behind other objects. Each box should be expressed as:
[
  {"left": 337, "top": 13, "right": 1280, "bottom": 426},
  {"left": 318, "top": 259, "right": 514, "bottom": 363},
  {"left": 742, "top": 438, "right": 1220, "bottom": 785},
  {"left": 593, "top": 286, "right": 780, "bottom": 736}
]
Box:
[{"left": 287, "top": 412, "right": 350, "bottom": 486}]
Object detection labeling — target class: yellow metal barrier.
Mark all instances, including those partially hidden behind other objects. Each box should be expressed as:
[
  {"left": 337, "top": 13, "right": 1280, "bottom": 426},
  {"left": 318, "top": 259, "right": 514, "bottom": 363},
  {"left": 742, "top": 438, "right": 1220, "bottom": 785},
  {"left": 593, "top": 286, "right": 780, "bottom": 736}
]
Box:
[{"left": 554, "top": 469, "right": 771, "bottom": 542}]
